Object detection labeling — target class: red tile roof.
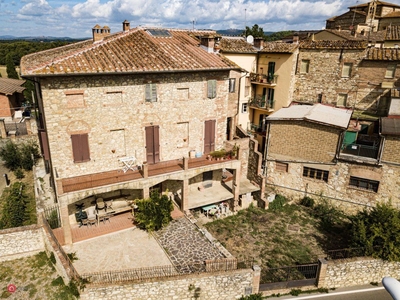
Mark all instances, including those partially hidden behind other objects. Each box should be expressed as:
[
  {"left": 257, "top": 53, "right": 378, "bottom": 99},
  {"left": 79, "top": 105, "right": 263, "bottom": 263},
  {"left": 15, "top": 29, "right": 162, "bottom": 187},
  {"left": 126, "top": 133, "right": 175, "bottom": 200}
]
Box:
[
  {"left": 260, "top": 42, "right": 299, "bottom": 53},
  {"left": 219, "top": 37, "right": 257, "bottom": 53},
  {"left": 0, "top": 78, "right": 25, "bottom": 95},
  {"left": 299, "top": 40, "right": 367, "bottom": 49},
  {"left": 318, "top": 29, "right": 385, "bottom": 42},
  {"left": 21, "top": 27, "right": 240, "bottom": 76},
  {"left": 365, "top": 48, "right": 400, "bottom": 60}
]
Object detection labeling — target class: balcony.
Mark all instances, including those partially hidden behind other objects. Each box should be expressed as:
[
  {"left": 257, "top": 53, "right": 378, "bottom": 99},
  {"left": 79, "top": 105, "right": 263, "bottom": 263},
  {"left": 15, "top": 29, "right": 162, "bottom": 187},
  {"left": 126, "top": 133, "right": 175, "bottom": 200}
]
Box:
[
  {"left": 250, "top": 72, "right": 278, "bottom": 86},
  {"left": 247, "top": 123, "right": 266, "bottom": 136},
  {"left": 339, "top": 134, "right": 381, "bottom": 162},
  {"left": 248, "top": 95, "right": 275, "bottom": 111}
]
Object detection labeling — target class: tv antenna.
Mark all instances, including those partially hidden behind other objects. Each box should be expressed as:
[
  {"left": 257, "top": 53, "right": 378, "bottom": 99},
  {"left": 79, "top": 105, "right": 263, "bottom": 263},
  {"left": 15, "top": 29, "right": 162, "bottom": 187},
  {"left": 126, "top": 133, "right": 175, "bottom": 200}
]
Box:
[{"left": 192, "top": 19, "right": 196, "bottom": 30}]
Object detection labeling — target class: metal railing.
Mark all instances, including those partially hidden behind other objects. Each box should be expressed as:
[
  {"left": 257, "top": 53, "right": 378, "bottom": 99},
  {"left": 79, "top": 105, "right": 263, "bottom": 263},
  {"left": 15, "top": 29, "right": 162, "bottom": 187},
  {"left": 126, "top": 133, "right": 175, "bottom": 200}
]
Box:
[
  {"left": 340, "top": 143, "right": 379, "bottom": 159},
  {"left": 261, "top": 263, "right": 319, "bottom": 284},
  {"left": 250, "top": 73, "right": 278, "bottom": 85},
  {"left": 247, "top": 122, "right": 266, "bottom": 134},
  {"left": 42, "top": 214, "right": 80, "bottom": 280},
  {"left": 5, "top": 121, "right": 28, "bottom": 136},
  {"left": 326, "top": 246, "right": 380, "bottom": 260},
  {"left": 248, "top": 95, "right": 275, "bottom": 110},
  {"left": 81, "top": 258, "right": 254, "bottom": 285},
  {"left": 43, "top": 205, "right": 61, "bottom": 229}
]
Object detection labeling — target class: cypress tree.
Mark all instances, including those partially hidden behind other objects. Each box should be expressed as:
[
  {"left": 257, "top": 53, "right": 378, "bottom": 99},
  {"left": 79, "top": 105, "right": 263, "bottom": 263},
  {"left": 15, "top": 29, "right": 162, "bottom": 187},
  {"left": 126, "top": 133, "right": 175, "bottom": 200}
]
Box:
[{"left": 6, "top": 53, "right": 19, "bottom": 79}]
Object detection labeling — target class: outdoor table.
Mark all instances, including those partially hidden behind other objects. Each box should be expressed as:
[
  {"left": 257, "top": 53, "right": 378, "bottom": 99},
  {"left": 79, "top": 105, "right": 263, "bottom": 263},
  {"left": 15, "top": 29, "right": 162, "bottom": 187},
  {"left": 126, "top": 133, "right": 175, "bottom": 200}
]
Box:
[
  {"left": 118, "top": 156, "right": 137, "bottom": 173},
  {"left": 201, "top": 204, "right": 218, "bottom": 217}
]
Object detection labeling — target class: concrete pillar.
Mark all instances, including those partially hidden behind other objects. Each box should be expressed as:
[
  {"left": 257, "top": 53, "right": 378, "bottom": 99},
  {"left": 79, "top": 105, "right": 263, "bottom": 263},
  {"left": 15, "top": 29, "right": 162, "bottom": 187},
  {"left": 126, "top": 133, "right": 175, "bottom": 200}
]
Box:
[
  {"left": 142, "top": 187, "right": 150, "bottom": 199},
  {"left": 252, "top": 265, "right": 261, "bottom": 294},
  {"left": 0, "top": 118, "right": 6, "bottom": 138},
  {"left": 142, "top": 162, "right": 148, "bottom": 179},
  {"left": 232, "top": 166, "right": 241, "bottom": 211},
  {"left": 25, "top": 117, "right": 32, "bottom": 135},
  {"left": 181, "top": 179, "right": 189, "bottom": 212},
  {"left": 183, "top": 156, "right": 189, "bottom": 170},
  {"left": 316, "top": 258, "right": 328, "bottom": 288},
  {"left": 60, "top": 205, "right": 72, "bottom": 245}
]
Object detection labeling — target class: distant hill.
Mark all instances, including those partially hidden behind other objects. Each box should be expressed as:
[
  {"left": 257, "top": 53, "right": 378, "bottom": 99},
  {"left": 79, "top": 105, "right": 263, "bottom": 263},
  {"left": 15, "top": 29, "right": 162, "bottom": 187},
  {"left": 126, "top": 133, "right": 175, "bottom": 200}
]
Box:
[
  {"left": 216, "top": 29, "right": 275, "bottom": 36},
  {"left": 0, "top": 35, "right": 87, "bottom": 42}
]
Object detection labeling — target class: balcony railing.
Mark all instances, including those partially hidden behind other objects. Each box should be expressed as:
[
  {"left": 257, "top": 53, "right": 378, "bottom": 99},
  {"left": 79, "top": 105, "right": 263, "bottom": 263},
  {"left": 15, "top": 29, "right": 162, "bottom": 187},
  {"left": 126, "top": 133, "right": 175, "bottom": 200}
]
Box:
[
  {"left": 247, "top": 122, "right": 266, "bottom": 134},
  {"left": 249, "top": 95, "right": 275, "bottom": 110},
  {"left": 250, "top": 72, "right": 278, "bottom": 85},
  {"left": 340, "top": 143, "right": 379, "bottom": 159}
]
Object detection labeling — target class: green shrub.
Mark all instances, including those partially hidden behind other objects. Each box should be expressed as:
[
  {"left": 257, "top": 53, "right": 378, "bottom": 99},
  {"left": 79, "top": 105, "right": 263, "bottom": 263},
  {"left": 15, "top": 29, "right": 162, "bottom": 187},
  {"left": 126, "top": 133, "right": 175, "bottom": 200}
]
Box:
[
  {"left": 49, "top": 252, "right": 56, "bottom": 265},
  {"left": 0, "top": 140, "right": 41, "bottom": 171},
  {"left": 14, "top": 168, "right": 24, "bottom": 179},
  {"left": 67, "top": 252, "right": 78, "bottom": 262},
  {"left": 268, "top": 194, "right": 287, "bottom": 212},
  {"left": 300, "top": 196, "right": 314, "bottom": 208}
]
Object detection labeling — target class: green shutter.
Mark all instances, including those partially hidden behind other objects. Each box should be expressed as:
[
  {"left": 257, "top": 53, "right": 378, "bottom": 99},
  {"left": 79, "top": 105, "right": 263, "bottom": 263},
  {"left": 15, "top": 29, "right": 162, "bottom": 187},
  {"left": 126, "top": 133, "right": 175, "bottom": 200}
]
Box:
[
  {"left": 207, "top": 80, "right": 216, "bottom": 98},
  {"left": 145, "top": 83, "right": 157, "bottom": 102}
]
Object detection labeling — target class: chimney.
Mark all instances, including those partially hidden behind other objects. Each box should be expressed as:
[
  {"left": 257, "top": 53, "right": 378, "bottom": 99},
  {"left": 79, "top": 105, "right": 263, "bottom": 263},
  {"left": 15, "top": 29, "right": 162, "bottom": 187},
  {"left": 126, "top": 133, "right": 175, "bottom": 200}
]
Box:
[
  {"left": 92, "top": 25, "right": 110, "bottom": 42},
  {"left": 123, "top": 20, "right": 130, "bottom": 32},
  {"left": 336, "top": 25, "right": 341, "bottom": 31},
  {"left": 293, "top": 33, "right": 299, "bottom": 44},
  {"left": 200, "top": 35, "right": 215, "bottom": 53},
  {"left": 253, "top": 37, "right": 264, "bottom": 50}
]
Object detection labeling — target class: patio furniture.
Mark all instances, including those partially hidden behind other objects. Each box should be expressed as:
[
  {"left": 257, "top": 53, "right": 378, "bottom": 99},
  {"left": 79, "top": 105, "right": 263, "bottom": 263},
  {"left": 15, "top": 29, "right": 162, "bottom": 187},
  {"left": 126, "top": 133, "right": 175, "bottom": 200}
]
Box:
[
  {"left": 98, "top": 212, "right": 112, "bottom": 224},
  {"left": 201, "top": 204, "right": 218, "bottom": 217},
  {"left": 87, "top": 207, "right": 97, "bottom": 227},
  {"left": 80, "top": 218, "right": 90, "bottom": 227},
  {"left": 96, "top": 198, "right": 106, "bottom": 213}
]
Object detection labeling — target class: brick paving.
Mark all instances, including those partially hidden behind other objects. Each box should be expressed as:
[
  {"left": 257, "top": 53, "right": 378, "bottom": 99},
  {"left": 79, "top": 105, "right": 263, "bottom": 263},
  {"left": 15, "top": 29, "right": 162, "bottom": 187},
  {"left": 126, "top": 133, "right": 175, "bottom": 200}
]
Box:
[{"left": 154, "top": 217, "right": 223, "bottom": 273}]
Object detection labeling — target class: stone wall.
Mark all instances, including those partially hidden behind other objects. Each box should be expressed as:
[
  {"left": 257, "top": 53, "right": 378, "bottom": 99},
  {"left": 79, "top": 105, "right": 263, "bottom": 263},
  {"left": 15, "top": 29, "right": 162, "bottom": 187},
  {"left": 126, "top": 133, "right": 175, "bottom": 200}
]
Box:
[
  {"left": 382, "top": 135, "right": 400, "bottom": 164},
  {"left": 40, "top": 71, "right": 233, "bottom": 181},
  {"left": 82, "top": 268, "right": 258, "bottom": 300},
  {"left": 266, "top": 159, "right": 400, "bottom": 211},
  {"left": 268, "top": 120, "right": 340, "bottom": 163},
  {"left": 0, "top": 225, "right": 45, "bottom": 262},
  {"left": 319, "top": 257, "right": 400, "bottom": 288}
]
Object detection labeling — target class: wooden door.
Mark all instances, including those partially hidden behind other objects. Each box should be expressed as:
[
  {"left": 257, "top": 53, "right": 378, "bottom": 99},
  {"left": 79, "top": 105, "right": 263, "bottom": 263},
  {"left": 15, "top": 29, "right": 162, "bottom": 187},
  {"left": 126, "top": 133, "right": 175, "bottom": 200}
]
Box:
[
  {"left": 145, "top": 126, "right": 160, "bottom": 164},
  {"left": 204, "top": 120, "right": 216, "bottom": 154}
]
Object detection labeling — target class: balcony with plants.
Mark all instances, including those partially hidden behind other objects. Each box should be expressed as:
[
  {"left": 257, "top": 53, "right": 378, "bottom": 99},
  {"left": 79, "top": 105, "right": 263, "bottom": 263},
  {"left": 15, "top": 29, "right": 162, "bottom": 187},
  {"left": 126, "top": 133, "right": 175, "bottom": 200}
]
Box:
[
  {"left": 250, "top": 72, "right": 278, "bottom": 86},
  {"left": 248, "top": 95, "right": 275, "bottom": 111}
]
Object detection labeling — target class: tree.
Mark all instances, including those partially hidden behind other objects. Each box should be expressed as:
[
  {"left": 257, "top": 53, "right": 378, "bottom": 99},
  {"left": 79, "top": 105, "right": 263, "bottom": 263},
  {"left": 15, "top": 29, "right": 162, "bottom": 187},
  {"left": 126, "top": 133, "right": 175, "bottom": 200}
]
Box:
[
  {"left": 267, "top": 30, "right": 294, "bottom": 41},
  {"left": 243, "top": 24, "right": 265, "bottom": 38},
  {"left": 0, "top": 140, "right": 41, "bottom": 171},
  {"left": 134, "top": 191, "right": 173, "bottom": 232},
  {"left": 6, "top": 52, "right": 19, "bottom": 79},
  {"left": 350, "top": 202, "right": 400, "bottom": 261}
]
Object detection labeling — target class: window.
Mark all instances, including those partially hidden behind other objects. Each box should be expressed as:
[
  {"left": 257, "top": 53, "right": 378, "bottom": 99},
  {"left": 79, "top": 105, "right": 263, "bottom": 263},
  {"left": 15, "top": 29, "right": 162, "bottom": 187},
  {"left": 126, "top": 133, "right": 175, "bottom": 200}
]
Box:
[
  {"left": 267, "top": 62, "right": 276, "bottom": 78},
  {"left": 71, "top": 134, "right": 90, "bottom": 163},
  {"left": 337, "top": 93, "right": 348, "bottom": 107},
  {"left": 66, "top": 92, "right": 85, "bottom": 108},
  {"left": 207, "top": 80, "right": 217, "bottom": 98},
  {"left": 303, "top": 167, "right": 329, "bottom": 182},
  {"left": 228, "top": 78, "right": 236, "bottom": 93},
  {"left": 385, "top": 64, "right": 396, "bottom": 78},
  {"left": 349, "top": 176, "right": 379, "bottom": 192},
  {"left": 300, "top": 60, "right": 310, "bottom": 74},
  {"left": 241, "top": 103, "right": 248, "bottom": 113},
  {"left": 341, "top": 63, "right": 352, "bottom": 77},
  {"left": 317, "top": 93, "right": 323, "bottom": 103},
  {"left": 276, "top": 162, "right": 288, "bottom": 172},
  {"left": 145, "top": 83, "right": 157, "bottom": 102}
]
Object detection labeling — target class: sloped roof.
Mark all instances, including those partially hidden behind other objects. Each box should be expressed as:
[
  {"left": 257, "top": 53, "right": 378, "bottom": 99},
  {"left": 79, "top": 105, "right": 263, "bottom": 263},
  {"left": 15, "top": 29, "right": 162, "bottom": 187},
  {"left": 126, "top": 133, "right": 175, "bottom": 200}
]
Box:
[
  {"left": 381, "top": 118, "right": 400, "bottom": 135},
  {"left": 349, "top": 1, "right": 400, "bottom": 9},
  {"left": 365, "top": 48, "right": 400, "bottom": 60},
  {"left": 21, "top": 27, "right": 240, "bottom": 76},
  {"left": 0, "top": 78, "right": 26, "bottom": 95},
  {"left": 317, "top": 29, "right": 385, "bottom": 41},
  {"left": 266, "top": 104, "right": 352, "bottom": 129},
  {"left": 219, "top": 37, "right": 257, "bottom": 53},
  {"left": 260, "top": 42, "right": 299, "bottom": 53},
  {"left": 385, "top": 25, "right": 400, "bottom": 40},
  {"left": 299, "top": 40, "right": 367, "bottom": 49},
  {"left": 381, "top": 11, "right": 400, "bottom": 18}
]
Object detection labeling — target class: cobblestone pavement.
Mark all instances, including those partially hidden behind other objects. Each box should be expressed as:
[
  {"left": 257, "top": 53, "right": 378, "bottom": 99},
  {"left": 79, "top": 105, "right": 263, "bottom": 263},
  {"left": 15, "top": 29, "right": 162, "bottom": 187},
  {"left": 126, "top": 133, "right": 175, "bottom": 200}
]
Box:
[{"left": 154, "top": 217, "right": 223, "bottom": 273}]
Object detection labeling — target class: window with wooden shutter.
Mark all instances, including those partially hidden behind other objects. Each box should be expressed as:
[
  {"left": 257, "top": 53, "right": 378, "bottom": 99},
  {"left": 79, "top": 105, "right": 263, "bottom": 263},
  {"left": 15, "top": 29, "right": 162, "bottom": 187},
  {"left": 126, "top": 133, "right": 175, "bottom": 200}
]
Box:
[
  {"left": 207, "top": 80, "right": 217, "bottom": 99},
  {"left": 229, "top": 78, "right": 236, "bottom": 93},
  {"left": 300, "top": 60, "right": 310, "bottom": 74},
  {"left": 341, "top": 63, "right": 352, "bottom": 77},
  {"left": 385, "top": 64, "right": 396, "bottom": 78},
  {"left": 71, "top": 134, "right": 90, "bottom": 163},
  {"left": 145, "top": 83, "right": 157, "bottom": 102}
]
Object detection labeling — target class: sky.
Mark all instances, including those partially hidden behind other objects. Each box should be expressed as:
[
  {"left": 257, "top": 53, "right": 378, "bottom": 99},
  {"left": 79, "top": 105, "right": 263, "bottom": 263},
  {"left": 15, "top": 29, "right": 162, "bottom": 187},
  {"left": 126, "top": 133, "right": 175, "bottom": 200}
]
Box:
[{"left": 1, "top": 0, "right": 400, "bottom": 38}]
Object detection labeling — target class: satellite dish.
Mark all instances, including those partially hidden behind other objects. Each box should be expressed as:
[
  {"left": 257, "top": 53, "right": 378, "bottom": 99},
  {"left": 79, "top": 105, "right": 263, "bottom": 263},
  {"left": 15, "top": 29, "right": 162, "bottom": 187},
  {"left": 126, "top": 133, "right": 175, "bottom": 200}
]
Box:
[
  {"left": 383, "top": 277, "right": 400, "bottom": 300},
  {"left": 246, "top": 35, "right": 254, "bottom": 44}
]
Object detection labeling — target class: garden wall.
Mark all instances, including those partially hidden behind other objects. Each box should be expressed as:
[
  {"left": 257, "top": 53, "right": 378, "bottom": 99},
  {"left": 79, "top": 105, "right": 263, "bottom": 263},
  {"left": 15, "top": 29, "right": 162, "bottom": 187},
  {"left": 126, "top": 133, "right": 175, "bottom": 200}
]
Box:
[
  {"left": 0, "top": 224, "right": 45, "bottom": 262},
  {"left": 82, "top": 267, "right": 259, "bottom": 300},
  {"left": 318, "top": 257, "right": 400, "bottom": 288}
]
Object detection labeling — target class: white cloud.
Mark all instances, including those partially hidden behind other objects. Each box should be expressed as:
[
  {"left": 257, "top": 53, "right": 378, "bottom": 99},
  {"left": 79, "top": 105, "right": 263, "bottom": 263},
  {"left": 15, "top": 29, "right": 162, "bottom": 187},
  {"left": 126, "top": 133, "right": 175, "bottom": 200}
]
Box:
[{"left": 19, "top": 0, "right": 53, "bottom": 16}]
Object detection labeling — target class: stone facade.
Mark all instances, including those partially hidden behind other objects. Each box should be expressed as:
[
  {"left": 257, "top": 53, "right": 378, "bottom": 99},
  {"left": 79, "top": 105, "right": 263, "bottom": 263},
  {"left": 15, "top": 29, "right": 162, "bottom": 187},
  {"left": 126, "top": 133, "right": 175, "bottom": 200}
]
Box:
[
  {"left": 319, "top": 257, "right": 400, "bottom": 288},
  {"left": 82, "top": 268, "right": 258, "bottom": 300},
  {"left": 0, "top": 225, "right": 45, "bottom": 262},
  {"left": 268, "top": 120, "right": 341, "bottom": 163},
  {"left": 382, "top": 135, "right": 400, "bottom": 164}
]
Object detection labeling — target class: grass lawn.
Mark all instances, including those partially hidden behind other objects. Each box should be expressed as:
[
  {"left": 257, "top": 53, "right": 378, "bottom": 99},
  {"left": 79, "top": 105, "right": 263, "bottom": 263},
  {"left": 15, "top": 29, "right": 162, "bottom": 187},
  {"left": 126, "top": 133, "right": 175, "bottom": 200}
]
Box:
[
  {"left": 0, "top": 252, "right": 78, "bottom": 299},
  {"left": 204, "top": 199, "right": 351, "bottom": 270}
]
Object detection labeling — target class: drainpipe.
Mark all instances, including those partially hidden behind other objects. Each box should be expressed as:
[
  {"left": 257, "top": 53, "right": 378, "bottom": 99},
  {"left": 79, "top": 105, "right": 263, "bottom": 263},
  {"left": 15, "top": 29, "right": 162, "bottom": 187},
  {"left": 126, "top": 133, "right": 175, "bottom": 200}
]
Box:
[
  {"left": 263, "top": 121, "right": 271, "bottom": 176},
  {"left": 335, "top": 130, "right": 345, "bottom": 161},
  {"left": 377, "top": 118, "right": 385, "bottom": 164}
]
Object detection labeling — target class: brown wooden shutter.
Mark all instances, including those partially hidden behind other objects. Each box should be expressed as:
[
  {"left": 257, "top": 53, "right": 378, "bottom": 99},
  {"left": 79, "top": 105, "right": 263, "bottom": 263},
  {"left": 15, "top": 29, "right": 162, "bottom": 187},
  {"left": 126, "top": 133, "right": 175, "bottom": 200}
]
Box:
[
  {"left": 207, "top": 80, "right": 216, "bottom": 98},
  {"left": 210, "top": 120, "right": 215, "bottom": 152},
  {"left": 204, "top": 120, "right": 216, "bottom": 154},
  {"left": 154, "top": 125, "right": 160, "bottom": 163},
  {"left": 145, "top": 126, "right": 154, "bottom": 164},
  {"left": 80, "top": 134, "right": 90, "bottom": 162},
  {"left": 71, "top": 134, "right": 81, "bottom": 162},
  {"left": 71, "top": 134, "right": 90, "bottom": 163},
  {"left": 39, "top": 130, "right": 50, "bottom": 160}
]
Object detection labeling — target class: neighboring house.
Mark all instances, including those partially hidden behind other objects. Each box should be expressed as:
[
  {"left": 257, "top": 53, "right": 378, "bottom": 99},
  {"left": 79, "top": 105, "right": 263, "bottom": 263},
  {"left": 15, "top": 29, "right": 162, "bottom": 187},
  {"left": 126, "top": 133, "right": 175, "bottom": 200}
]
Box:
[
  {"left": 383, "top": 24, "right": 400, "bottom": 47},
  {"left": 0, "top": 78, "right": 25, "bottom": 118},
  {"left": 218, "top": 36, "right": 257, "bottom": 132},
  {"left": 265, "top": 103, "right": 400, "bottom": 210},
  {"left": 247, "top": 41, "right": 299, "bottom": 154},
  {"left": 326, "top": 1, "right": 400, "bottom": 32},
  {"left": 313, "top": 28, "right": 385, "bottom": 47},
  {"left": 21, "top": 21, "right": 263, "bottom": 244}
]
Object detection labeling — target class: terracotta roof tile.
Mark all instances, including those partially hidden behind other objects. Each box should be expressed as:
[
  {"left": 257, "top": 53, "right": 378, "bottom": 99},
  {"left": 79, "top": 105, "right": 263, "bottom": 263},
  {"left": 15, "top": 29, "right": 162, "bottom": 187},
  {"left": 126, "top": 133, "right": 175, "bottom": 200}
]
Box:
[
  {"left": 385, "top": 25, "right": 400, "bottom": 40},
  {"left": 21, "top": 27, "right": 239, "bottom": 76},
  {"left": 320, "top": 29, "right": 385, "bottom": 41},
  {"left": 260, "top": 42, "right": 299, "bottom": 53},
  {"left": 0, "top": 78, "right": 25, "bottom": 95},
  {"left": 299, "top": 40, "right": 367, "bottom": 49},
  {"left": 349, "top": 1, "right": 400, "bottom": 9},
  {"left": 219, "top": 37, "right": 257, "bottom": 53},
  {"left": 365, "top": 48, "right": 400, "bottom": 60}
]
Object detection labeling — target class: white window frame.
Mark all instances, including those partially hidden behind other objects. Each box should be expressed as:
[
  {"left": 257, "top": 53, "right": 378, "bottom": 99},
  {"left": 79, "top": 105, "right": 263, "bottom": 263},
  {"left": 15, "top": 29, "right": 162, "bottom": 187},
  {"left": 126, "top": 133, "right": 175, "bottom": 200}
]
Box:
[{"left": 241, "top": 103, "right": 248, "bottom": 113}]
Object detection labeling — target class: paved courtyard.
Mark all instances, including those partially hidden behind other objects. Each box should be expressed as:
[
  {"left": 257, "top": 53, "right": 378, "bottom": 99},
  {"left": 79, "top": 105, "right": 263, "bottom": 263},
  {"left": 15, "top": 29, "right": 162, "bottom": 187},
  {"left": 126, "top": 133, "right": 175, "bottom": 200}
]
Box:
[
  {"left": 154, "top": 217, "right": 223, "bottom": 272},
  {"left": 63, "top": 227, "right": 172, "bottom": 274}
]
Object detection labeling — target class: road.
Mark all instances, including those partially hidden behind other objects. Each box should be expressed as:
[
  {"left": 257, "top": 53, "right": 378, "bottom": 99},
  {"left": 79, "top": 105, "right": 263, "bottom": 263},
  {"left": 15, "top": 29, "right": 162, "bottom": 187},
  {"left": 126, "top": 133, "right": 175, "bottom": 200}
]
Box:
[{"left": 266, "top": 285, "right": 393, "bottom": 300}]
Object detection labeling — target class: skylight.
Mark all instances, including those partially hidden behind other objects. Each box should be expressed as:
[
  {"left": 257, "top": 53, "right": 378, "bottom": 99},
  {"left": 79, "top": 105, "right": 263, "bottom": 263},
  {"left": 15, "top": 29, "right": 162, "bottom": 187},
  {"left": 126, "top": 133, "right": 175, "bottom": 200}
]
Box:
[{"left": 147, "top": 29, "right": 171, "bottom": 37}]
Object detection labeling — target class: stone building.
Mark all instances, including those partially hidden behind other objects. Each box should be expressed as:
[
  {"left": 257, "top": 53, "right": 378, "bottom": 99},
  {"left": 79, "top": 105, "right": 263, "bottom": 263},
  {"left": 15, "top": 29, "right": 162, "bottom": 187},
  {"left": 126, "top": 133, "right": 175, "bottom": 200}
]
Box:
[
  {"left": 20, "top": 22, "right": 263, "bottom": 244},
  {"left": 0, "top": 78, "right": 25, "bottom": 118},
  {"left": 265, "top": 103, "right": 400, "bottom": 211},
  {"left": 326, "top": 1, "right": 400, "bottom": 32}
]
